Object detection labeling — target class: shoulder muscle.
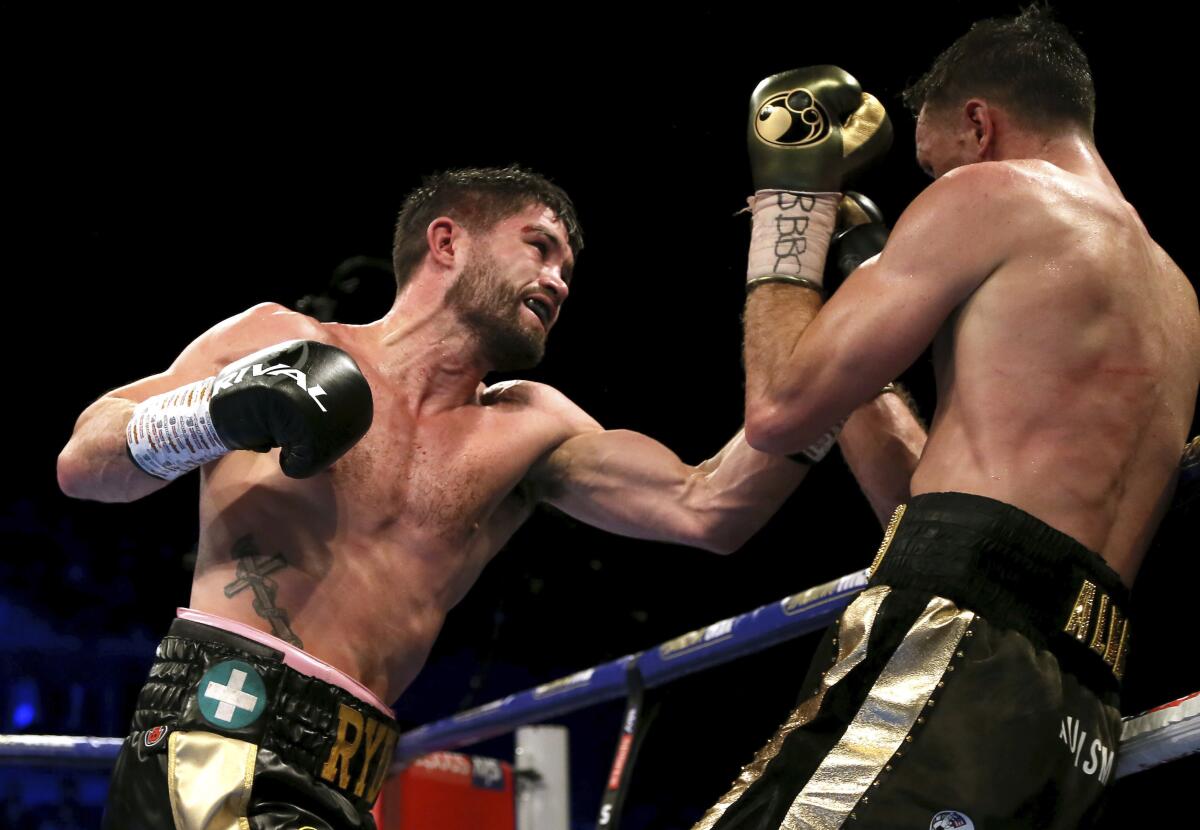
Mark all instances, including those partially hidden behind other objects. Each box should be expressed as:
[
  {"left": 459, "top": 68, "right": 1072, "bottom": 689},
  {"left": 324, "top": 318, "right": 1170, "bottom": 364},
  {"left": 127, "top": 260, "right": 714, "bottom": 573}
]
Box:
[
  {"left": 109, "top": 302, "right": 321, "bottom": 401},
  {"left": 484, "top": 380, "right": 602, "bottom": 435}
]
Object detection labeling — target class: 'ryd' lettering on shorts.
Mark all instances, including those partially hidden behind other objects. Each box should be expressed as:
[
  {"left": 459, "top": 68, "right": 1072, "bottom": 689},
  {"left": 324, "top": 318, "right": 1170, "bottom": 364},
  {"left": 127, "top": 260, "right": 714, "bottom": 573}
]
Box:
[{"left": 320, "top": 704, "right": 399, "bottom": 802}]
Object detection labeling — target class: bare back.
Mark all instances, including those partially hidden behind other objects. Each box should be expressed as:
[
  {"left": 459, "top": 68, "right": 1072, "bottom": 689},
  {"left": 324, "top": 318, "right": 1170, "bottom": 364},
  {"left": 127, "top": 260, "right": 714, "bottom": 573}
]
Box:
[
  {"left": 912, "top": 161, "right": 1200, "bottom": 584},
  {"left": 187, "top": 310, "right": 582, "bottom": 702}
]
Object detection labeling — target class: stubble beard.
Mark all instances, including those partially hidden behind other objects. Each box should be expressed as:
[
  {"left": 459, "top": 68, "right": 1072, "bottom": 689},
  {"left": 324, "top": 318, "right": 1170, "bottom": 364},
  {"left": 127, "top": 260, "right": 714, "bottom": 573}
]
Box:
[{"left": 445, "top": 249, "right": 546, "bottom": 372}]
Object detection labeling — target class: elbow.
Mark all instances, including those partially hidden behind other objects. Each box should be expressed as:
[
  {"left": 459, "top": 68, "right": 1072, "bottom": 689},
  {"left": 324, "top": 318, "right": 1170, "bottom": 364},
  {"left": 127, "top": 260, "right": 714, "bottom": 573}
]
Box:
[
  {"left": 676, "top": 477, "right": 744, "bottom": 555},
  {"left": 686, "top": 510, "right": 753, "bottom": 556},
  {"left": 56, "top": 442, "right": 129, "bottom": 503},
  {"left": 747, "top": 391, "right": 840, "bottom": 458},
  {"left": 744, "top": 397, "right": 796, "bottom": 455},
  {"left": 56, "top": 444, "right": 90, "bottom": 500},
  {"left": 703, "top": 533, "right": 747, "bottom": 556},
  {"left": 693, "top": 524, "right": 745, "bottom": 556}
]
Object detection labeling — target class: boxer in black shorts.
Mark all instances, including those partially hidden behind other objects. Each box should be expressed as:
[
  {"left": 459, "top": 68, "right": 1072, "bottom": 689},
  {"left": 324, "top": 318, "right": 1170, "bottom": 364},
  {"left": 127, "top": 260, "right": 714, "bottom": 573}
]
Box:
[
  {"left": 720, "top": 7, "right": 1200, "bottom": 828},
  {"left": 696, "top": 492, "right": 1125, "bottom": 829}
]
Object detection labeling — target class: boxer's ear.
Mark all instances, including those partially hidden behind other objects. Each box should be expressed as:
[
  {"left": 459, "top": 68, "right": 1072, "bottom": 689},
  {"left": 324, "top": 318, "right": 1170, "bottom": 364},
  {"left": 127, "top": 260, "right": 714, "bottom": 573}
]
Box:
[
  {"left": 426, "top": 217, "right": 463, "bottom": 268},
  {"left": 963, "top": 99, "right": 994, "bottom": 159}
]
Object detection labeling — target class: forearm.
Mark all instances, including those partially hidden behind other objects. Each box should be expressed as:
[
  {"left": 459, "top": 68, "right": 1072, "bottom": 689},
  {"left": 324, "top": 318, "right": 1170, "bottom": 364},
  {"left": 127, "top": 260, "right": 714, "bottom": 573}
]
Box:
[
  {"left": 743, "top": 284, "right": 842, "bottom": 453},
  {"left": 743, "top": 283, "right": 821, "bottom": 400},
  {"left": 689, "top": 428, "right": 809, "bottom": 552},
  {"left": 838, "top": 389, "right": 927, "bottom": 526},
  {"left": 740, "top": 64, "right": 891, "bottom": 456},
  {"left": 538, "top": 427, "right": 807, "bottom": 554},
  {"left": 57, "top": 396, "right": 168, "bottom": 503}
]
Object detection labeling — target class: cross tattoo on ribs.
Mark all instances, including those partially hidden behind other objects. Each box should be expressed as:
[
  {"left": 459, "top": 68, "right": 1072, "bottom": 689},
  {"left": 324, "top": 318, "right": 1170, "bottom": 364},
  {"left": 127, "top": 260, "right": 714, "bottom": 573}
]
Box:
[{"left": 223, "top": 534, "right": 304, "bottom": 648}]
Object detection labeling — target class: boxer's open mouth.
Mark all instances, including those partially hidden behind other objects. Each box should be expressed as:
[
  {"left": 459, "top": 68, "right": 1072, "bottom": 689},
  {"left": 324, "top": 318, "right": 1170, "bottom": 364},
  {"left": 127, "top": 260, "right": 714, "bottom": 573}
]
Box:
[{"left": 523, "top": 297, "right": 552, "bottom": 327}]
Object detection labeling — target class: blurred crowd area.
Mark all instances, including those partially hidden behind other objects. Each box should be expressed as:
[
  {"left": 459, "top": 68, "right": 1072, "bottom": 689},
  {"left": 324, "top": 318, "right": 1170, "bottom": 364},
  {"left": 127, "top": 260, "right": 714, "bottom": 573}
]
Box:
[{"left": 0, "top": 773, "right": 103, "bottom": 829}]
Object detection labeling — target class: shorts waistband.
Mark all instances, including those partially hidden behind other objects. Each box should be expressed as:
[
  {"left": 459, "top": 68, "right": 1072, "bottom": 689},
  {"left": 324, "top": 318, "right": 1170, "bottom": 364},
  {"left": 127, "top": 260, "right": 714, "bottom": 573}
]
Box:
[
  {"left": 869, "top": 492, "right": 1130, "bottom": 689},
  {"left": 134, "top": 617, "right": 400, "bottom": 809},
  {"left": 177, "top": 608, "right": 393, "bottom": 717}
]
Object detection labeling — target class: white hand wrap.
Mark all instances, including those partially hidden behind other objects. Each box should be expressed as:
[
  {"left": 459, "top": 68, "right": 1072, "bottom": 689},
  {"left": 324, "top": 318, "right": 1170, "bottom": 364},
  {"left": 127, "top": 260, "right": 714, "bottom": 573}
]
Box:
[
  {"left": 125, "top": 376, "right": 230, "bottom": 480},
  {"left": 789, "top": 417, "right": 846, "bottom": 465},
  {"left": 746, "top": 191, "right": 839, "bottom": 290}
]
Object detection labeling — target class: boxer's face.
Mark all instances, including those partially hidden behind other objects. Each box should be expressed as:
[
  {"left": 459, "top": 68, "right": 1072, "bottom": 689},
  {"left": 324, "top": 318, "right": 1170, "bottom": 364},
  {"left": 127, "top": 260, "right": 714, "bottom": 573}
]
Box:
[
  {"left": 915, "top": 104, "right": 978, "bottom": 179},
  {"left": 446, "top": 203, "right": 574, "bottom": 371}
]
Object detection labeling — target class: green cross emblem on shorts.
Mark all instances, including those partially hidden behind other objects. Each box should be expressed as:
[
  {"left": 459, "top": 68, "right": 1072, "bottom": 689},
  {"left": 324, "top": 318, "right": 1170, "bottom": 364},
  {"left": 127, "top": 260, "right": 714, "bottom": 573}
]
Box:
[{"left": 197, "top": 660, "right": 267, "bottom": 729}]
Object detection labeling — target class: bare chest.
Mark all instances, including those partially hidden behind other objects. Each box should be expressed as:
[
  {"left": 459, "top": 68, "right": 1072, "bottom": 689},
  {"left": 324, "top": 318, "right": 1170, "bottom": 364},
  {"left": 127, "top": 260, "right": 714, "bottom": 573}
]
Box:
[{"left": 325, "top": 403, "right": 546, "bottom": 542}]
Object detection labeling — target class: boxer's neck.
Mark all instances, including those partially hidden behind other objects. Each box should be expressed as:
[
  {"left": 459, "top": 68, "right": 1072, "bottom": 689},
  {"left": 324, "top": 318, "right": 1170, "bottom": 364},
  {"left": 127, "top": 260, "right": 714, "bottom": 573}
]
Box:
[
  {"left": 997, "top": 129, "right": 1122, "bottom": 197},
  {"left": 365, "top": 291, "right": 495, "bottom": 413}
]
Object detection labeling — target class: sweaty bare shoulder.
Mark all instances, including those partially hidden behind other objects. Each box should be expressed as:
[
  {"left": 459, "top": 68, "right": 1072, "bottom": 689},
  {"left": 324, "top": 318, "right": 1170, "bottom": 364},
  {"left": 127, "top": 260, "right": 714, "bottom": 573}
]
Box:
[
  {"left": 483, "top": 380, "right": 601, "bottom": 432},
  {"left": 888, "top": 161, "right": 1034, "bottom": 279},
  {"left": 945, "top": 159, "right": 1065, "bottom": 210},
  {"left": 105, "top": 303, "right": 325, "bottom": 402},
  {"left": 181, "top": 302, "right": 328, "bottom": 370},
  {"left": 482, "top": 381, "right": 603, "bottom": 465},
  {"left": 939, "top": 159, "right": 1036, "bottom": 194},
  {"left": 511, "top": 382, "right": 605, "bottom": 501}
]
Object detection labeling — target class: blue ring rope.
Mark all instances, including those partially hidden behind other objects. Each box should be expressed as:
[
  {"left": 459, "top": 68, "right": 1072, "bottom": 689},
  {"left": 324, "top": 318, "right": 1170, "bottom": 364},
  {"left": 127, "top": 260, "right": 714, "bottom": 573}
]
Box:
[{"left": 395, "top": 569, "right": 869, "bottom": 759}]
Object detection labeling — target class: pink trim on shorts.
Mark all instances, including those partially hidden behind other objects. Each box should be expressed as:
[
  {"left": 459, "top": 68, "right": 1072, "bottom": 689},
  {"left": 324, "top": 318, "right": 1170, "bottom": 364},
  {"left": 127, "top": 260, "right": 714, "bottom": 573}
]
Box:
[{"left": 177, "top": 607, "right": 394, "bottom": 717}]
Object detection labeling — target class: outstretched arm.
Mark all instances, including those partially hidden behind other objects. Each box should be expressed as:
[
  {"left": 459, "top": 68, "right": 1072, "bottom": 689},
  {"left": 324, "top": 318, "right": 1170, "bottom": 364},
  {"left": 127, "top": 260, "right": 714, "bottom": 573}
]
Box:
[
  {"left": 523, "top": 381, "right": 927, "bottom": 552},
  {"left": 527, "top": 417, "right": 808, "bottom": 554}
]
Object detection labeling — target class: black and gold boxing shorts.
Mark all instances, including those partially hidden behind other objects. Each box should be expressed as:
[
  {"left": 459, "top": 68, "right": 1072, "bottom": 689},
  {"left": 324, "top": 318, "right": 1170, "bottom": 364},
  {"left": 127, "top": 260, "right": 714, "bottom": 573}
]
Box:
[
  {"left": 103, "top": 617, "right": 400, "bottom": 830},
  {"left": 695, "top": 492, "right": 1127, "bottom": 830}
]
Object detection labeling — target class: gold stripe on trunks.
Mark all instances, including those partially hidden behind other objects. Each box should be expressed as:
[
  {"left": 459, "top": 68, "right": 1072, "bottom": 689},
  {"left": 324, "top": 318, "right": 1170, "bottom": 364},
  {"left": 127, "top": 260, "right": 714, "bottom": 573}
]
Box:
[
  {"left": 167, "top": 731, "right": 257, "bottom": 830},
  {"left": 868, "top": 503, "right": 906, "bottom": 580},
  {"left": 781, "top": 596, "right": 974, "bottom": 829},
  {"left": 690, "top": 586, "right": 891, "bottom": 830}
]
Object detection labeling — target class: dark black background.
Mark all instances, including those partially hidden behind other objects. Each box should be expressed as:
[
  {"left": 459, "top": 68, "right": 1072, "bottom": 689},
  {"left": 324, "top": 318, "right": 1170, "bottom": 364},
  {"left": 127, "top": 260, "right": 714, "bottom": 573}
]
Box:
[{"left": 6, "top": 2, "right": 1198, "bottom": 826}]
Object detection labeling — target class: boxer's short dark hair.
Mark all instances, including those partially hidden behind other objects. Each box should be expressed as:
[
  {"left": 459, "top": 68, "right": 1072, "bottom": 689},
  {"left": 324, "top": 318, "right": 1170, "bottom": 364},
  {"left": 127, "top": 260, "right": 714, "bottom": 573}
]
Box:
[
  {"left": 903, "top": 5, "right": 1095, "bottom": 133},
  {"left": 391, "top": 165, "right": 583, "bottom": 292}
]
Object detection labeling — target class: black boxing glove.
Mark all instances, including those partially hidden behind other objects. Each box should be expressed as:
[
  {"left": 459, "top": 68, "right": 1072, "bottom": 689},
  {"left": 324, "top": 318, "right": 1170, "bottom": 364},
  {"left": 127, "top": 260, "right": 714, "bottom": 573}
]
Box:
[
  {"left": 824, "top": 191, "right": 889, "bottom": 294},
  {"left": 126, "top": 340, "right": 373, "bottom": 480}
]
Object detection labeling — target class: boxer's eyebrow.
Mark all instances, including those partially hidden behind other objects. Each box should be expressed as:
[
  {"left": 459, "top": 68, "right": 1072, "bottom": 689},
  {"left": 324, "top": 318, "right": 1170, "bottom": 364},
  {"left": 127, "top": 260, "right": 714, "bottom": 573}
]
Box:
[{"left": 527, "top": 225, "right": 574, "bottom": 282}]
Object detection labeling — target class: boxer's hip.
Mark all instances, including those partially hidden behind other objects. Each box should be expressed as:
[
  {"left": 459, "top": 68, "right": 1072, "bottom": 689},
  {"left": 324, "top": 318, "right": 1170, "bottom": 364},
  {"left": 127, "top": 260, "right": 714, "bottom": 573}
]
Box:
[
  {"left": 105, "top": 615, "right": 399, "bottom": 829},
  {"left": 869, "top": 490, "right": 1130, "bottom": 695}
]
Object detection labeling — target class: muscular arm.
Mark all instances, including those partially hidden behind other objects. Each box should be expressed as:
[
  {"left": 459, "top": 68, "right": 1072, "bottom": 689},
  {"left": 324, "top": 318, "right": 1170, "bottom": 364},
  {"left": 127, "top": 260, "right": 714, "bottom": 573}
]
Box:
[
  {"left": 528, "top": 417, "right": 807, "bottom": 555},
  {"left": 57, "top": 303, "right": 305, "bottom": 502},
  {"left": 523, "top": 379, "right": 927, "bottom": 552},
  {"left": 744, "top": 164, "right": 1017, "bottom": 455}
]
